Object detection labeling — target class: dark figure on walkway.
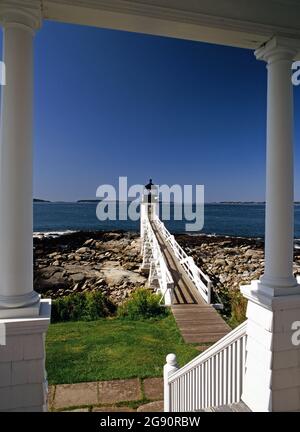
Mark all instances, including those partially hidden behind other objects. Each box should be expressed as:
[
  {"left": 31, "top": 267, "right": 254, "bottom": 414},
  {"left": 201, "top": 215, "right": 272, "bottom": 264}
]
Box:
[{"left": 145, "top": 179, "right": 154, "bottom": 204}]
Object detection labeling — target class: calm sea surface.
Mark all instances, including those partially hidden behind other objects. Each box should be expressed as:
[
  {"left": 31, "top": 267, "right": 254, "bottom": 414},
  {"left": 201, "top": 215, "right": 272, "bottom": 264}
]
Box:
[{"left": 33, "top": 202, "right": 300, "bottom": 239}]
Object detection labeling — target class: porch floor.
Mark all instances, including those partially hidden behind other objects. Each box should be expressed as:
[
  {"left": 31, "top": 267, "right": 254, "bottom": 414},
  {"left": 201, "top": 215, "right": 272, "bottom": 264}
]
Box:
[{"left": 199, "top": 401, "right": 251, "bottom": 412}]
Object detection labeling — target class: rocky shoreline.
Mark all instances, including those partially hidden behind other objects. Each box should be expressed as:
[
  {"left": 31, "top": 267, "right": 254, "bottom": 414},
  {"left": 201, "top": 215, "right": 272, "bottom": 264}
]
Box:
[
  {"left": 34, "top": 231, "right": 146, "bottom": 305},
  {"left": 34, "top": 230, "right": 300, "bottom": 323}
]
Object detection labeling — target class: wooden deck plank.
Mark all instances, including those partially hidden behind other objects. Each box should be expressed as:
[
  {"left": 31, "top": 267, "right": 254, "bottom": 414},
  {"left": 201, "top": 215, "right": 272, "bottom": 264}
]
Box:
[
  {"left": 172, "top": 310, "right": 222, "bottom": 316},
  {"left": 180, "top": 325, "right": 230, "bottom": 332},
  {"left": 150, "top": 219, "right": 230, "bottom": 345},
  {"left": 174, "top": 317, "right": 226, "bottom": 322},
  {"left": 183, "top": 335, "right": 228, "bottom": 343}
]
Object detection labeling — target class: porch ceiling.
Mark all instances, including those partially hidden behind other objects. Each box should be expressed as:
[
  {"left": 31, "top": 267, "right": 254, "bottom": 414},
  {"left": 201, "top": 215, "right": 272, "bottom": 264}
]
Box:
[{"left": 43, "top": 0, "right": 300, "bottom": 50}]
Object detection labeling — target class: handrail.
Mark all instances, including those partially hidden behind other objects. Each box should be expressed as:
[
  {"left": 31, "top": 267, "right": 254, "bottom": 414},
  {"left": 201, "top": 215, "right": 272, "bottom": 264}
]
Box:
[
  {"left": 152, "top": 214, "right": 213, "bottom": 304},
  {"left": 166, "top": 321, "right": 248, "bottom": 411},
  {"left": 143, "top": 209, "right": 174, "bottom": 305},
  {"left": 169, "top": 321, "right": 247, "bottom": 382}
]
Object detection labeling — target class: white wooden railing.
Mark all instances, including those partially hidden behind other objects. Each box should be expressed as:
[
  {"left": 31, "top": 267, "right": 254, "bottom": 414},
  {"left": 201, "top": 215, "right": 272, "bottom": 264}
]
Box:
[
  {"left": 143, "top": 209, "right": 174, "bottom": 305},
  {"left": 164, "top": 321, "right": 248, "bottom": 412},
  {"left": 152, "top": 214, "right": 213, "bottom": 304}
]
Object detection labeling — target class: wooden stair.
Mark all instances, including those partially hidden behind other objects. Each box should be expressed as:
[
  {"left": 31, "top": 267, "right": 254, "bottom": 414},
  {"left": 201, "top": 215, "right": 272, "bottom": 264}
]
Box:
[{"left": 199, "top": 401, "right": 251, "bottom": 412}]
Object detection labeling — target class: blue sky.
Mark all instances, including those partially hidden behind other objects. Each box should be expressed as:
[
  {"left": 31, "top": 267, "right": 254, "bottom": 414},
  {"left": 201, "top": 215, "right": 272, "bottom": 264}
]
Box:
[{"left": 1, "top": 20, "right": 300, "bottom": 202}]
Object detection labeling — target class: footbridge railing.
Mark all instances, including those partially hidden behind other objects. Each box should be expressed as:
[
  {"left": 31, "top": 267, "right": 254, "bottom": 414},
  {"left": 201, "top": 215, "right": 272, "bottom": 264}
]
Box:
[
  {"left": 141, "top": 206, "right": 174, "bottom": 305},
  {"left": 164, "top": 321, "right": 248, "bottom": 412},
  {"left": 152, "top": 213, "right": 213, "bottom": 304}
]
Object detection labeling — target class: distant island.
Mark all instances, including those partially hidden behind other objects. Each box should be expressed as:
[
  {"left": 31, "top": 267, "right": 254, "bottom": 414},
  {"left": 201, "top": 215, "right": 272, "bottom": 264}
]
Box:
[
  {"left": 33, "top": 198, "right": 51, "bottom": 203},
  {"left": 213, "top": 201, "right": 300, "bottom": 204},
  {"left": 77, "top": 199, "right": 101, "bottom": 203},
  {"left": 215, "top": 201, "right": 265, "bottom": 204}
]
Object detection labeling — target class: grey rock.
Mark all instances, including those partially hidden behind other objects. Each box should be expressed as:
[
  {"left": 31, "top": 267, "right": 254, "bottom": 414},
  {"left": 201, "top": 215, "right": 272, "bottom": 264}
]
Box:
[
  {"left": 70, "top": 273, "right": 85, "bottom": 283},
  {"left": 76, "top": 247, "right": 89, "bottom": 254}
]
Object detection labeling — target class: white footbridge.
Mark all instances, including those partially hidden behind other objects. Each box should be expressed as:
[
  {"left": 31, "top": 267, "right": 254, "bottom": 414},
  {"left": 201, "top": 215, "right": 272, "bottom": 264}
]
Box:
[
  {"left": 141, "top": 200, "right": 215, "bottom": 307},
  {"left": 140, "top": 197, "right": 248, "bottom": 412}
]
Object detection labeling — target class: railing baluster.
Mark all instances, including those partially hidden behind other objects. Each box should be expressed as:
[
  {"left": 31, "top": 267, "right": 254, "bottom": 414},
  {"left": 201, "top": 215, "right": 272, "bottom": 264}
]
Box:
[
  {"left": 184, "top": 375, "right": 186, "bottom": 412},
  {"left": 228, "top": 344, "right": 232, "bottom": 404},
  {"left": 187, "top": 373, "right": 189, "bottom": 411},
  {"left": 206, "top": 359, "right": 210, "bottom": 408},
  {"left": 242, "top": 335, "right": 246, "bottom": 391},
  {"left": 210, "top": 357, "right": 213, "bottom": 408},
  {"left": 190, "top": 371, "right": 193, "bottom": 411},
  {"left": 207, "top": 358, "right": 211, "bottom": 408},
  {"left": 223, "top": 347, "right": 227, "bottom": 405},
  {"left": 188, "top": 372, "right": 191, "bottom": 411},
  {"left": 237, "top": 339, "right": 241, "bottom": 402},
  {"left": 220, "top": 350, "right": 223, "bottom": 406},
  {"left": 183, "top": 375, "right": 186, "bottom": 412},
  {"left": 211, "top": 356, "right": 215, "bottom": 408},
  {"left": 173, "top": 382, "right": 175, "bottom": 411},
  {"left": 234, "top": 341, "right": 238, "bottom": 403},
  {"left": 191, "top": 369, "right": 194, "bottom": 412},
  {"left": 202, "top": 363, "right": 205, "bottom": 409},
  {"left": 180, "top": 376, "right": 182, "bottom": 412},
  {"left": 215, "top": 353, "right": 218, "bottom": 407},
  {"left": 195, "top": 367, "right": 198, "bottom": 411},
  {"left": 204, "top": 362, "right": 208, "bottom": 408},
  {"left": 232, "top": 342, "right": 235, "bottom": 403}
]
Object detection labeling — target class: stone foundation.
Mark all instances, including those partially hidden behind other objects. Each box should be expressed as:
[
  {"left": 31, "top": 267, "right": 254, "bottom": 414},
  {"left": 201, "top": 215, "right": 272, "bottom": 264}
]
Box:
[
  {"left": 241, "top": 281, "right": 300, "bottom": 412},
  {"left": 0, "top": 299, "right": 51, "bottom": 412}
]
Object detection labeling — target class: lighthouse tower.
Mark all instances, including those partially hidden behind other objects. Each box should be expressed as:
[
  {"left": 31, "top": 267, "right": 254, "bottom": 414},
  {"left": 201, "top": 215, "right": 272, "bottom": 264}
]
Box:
[{"left": 140, "top": 180, "right": 158, "bottom": 273}]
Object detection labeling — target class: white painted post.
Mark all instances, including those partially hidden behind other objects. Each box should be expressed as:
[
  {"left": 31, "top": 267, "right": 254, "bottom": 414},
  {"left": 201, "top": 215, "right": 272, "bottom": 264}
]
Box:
[
  {"left": 164, "top": 353, "right": 179, "bottom": 412},
  {"left": 241, "top": 36, "right": 300, "bottom": 412},
  {"left": 207, "top": 280, "right": 212, "bottom": 304},
  {"left": 0, "top": 1, "right": 51, "bottom": 412},
  {"left": 0, "top": 2, "right": 41, "bottom": 317},
  {"left": 140, "top": 201, "right": 147, "bottom": 244},
  {"left": 164, "top": 283, "right": 174, "bottom": 306},
  {"left": 259, "top": 38, "right": 299, "bottom": 295}
]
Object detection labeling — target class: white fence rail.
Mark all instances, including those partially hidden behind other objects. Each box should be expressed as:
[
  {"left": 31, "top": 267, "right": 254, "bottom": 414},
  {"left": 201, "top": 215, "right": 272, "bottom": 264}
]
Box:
[
  {"left": 152, "top": 214, "right": 212, "bottom": 304},
  {"left": 143, "top": 209, "right": 174, "bottom": 305},
  {"left": 165, "top": 321, "right": 248, "bottom": 412}
]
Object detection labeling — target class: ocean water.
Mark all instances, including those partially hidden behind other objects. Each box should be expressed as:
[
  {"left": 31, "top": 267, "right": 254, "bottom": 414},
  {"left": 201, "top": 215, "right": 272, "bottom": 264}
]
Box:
[{"left": 33, "top": 202, "right": 300, "bottom": 239}]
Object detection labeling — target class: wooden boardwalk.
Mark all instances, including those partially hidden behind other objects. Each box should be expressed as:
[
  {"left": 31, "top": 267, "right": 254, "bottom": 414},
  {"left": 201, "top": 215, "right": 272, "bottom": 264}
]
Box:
[{"left": 151, "top": 221, "right": 230, "bottom": 344}]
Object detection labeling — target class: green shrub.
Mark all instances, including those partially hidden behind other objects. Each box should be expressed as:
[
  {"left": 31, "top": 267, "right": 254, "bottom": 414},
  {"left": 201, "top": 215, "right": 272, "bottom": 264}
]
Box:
[
  {"left": 51, "top": 291, "right": 116, "bottom": 323},
  {"left": 228, "top": 290, "right": 247, "bottom": 328},
  {"left": 117, "top": 288, "right": 169, "bottom": 320},
  {"left": 84, "top": 291, "right": 115, "bottom": 321}
]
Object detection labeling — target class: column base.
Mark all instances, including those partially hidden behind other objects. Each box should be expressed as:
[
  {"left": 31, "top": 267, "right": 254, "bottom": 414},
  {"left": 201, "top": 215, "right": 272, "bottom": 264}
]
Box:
[
  {"left": 258, "top": 275, "right": 300, "bottom": 296},
  {"left": 241, "top": 280, "right": 300, "bottom": 412},
  {"left": 0, "top": 299, "right": 51, "bottom": 412},
  {"left": 0, "top": 291, "right": 41, "bottom": 319}
]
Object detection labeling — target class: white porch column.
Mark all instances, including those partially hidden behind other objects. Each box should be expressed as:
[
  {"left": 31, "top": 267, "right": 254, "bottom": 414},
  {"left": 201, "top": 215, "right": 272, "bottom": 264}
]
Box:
[
  {"left": 259, "top": 37, "right": 299, "bottom": 295},
  {"left": 0, "top": 1, "right": 51, "bottom": 412},
  {"left": 0, "top": 2, "right": 41, "bottom": 317},
  {"left": 241, "top": 37, "right": 300, "bottom": 412}
]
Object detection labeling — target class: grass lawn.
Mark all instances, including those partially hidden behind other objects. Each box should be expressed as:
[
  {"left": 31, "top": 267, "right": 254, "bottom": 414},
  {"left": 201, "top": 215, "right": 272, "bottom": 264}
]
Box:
[{"left": 46, "top": 315, "right": 199, "bottom": 385}]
